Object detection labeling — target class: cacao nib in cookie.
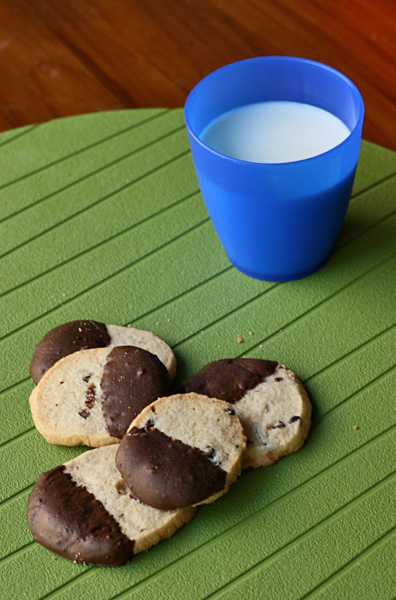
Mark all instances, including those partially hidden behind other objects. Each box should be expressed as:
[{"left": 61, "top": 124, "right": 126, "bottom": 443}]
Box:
[
  {"left": 100, "top": 346, "right": 171, "bottom": 439},
  {"left": 289, "top": 415, "right": 301, "bottom": 423},
  {"left": 27, "top": 465, "right": 134, "bottom": 567},
  {"left": 176, "top": 358, "right": 278, "bottom": 403},
  {"left": 30, "top": 320, "right": 111, "bottom": 383},
  {"left": 116, "top": 427, "right": 227, "bottom": 510},
  {"left": 85, "top": 387, "right": 96, "bottom": 409}
]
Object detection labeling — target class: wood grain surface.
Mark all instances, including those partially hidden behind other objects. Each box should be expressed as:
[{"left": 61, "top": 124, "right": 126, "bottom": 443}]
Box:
[{"left": 0, "top": 0, "right": 395, "bottom": 149}]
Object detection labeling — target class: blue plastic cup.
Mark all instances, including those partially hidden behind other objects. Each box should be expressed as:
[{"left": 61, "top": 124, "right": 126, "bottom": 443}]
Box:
[{"left": 184, "top": 56, "right": 364, "bottom": 281}]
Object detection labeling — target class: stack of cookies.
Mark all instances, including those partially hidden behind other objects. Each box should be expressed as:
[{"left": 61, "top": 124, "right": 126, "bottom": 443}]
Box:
[{"left": 27, "top": 320, "right": 311, "bottom": 567}]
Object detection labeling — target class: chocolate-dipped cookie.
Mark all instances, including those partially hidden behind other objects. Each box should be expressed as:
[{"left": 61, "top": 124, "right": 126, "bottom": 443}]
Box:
[
  {"left": 29, "top": 320, "right": 176, "bottom": 383},
  {"left": 29, "top": 346, "right": 171, "bottom": 446},
  {"left": 115, "top": 393, "right": 246, "bottom": 510},
  {"left": 176, "top": 359, "right": 311, "bottom": 469},
  {"left": 27, "top": 445, "right": 195, "bottom": 566}
]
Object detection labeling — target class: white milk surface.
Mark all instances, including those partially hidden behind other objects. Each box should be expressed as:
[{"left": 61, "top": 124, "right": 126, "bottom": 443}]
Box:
[{"left": 200, "top": 101, "right": 351, "bottom": 163}]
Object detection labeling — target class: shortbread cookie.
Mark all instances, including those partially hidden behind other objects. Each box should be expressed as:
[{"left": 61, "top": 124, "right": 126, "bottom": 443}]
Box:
[
  {"left": 29, "top": 346, "right": 171, "bottom": 446},
  {"left": 29, "top": 320, "right": 176, "bottom": 383},
  {"left": 115, "top": 393, "right": 246, "bottom": 510},
  {"left": 176, "top": 359, "right": 311, "bottom": 469},
  {"left": 27, "top": 445, "right": 196, "bottom": 567}
]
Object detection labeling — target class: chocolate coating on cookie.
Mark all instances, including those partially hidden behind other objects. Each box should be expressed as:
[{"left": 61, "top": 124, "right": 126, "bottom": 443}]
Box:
[
  {"left": 100, "top": 346, "right": 170, "bottom": 438},
  {"left": 116, "top": 427, "right": 227, "bottom": 510},
  {"left": 176, "top": 358, "right": 278, "bottom": 403},
  {"left": 30, "top": 320, "right": 111, "bottom": 383},
  {"left": 27, "top": 465, "right": 134, "bottom": 566}
]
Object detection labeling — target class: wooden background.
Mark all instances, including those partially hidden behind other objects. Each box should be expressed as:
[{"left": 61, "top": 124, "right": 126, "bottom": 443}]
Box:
[{"left": 0, "top": 0, "right": 395, "bottom": 150}]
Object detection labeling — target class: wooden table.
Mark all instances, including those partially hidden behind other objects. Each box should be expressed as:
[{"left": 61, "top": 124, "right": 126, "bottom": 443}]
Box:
[{"left": 0, "top": 0, "right": 395, "bottom": 150}]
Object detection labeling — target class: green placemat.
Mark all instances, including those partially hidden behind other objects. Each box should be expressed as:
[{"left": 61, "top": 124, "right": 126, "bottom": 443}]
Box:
[{"left": 0, "top": 108, "right": 395, "bottom": 600}]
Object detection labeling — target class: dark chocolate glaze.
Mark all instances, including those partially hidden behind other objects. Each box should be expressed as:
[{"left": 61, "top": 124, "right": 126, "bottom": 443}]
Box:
[
  {"left": 176, "top": 358, "right": 278, "bottom": 404},
  {"left": 30, "top": 320, "right": 111, "bottom": 383},
  {"left": 116, "top": 427, "right": 227, "bottom": 510},
  {"left": 100, "top": 346, "right": 170, "bottom": 439},
  {"left": 27, "top": 465, "right": 134, "bottom": 567}
]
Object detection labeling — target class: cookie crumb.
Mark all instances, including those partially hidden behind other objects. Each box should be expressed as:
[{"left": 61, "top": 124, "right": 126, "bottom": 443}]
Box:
[
  {"left": 249, "top": 331, "right": 253, "bottom": 336},
  {"left": 51, "top": 555, "right": 58, "bottom": 560},
  {"left": 353, "top": 425, "right": 359, "bottom": 430},
  {"left": 237, "top": 336, "right": 244, "bottom": 344}
]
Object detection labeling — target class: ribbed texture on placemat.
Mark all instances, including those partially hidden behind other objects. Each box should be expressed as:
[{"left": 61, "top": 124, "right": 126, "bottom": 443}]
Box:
[{"left": 0, "top": 109, "right": 395, "bottom": 600}]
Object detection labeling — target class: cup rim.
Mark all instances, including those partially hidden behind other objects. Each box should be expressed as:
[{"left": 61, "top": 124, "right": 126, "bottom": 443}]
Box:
[{"left": 184, "top": 56, "right": 365, "bottom": 167}]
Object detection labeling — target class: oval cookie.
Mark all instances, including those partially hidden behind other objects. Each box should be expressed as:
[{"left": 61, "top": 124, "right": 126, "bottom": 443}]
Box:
[
  {"left": 29, "top": 346, "right": 171, "bottom": 446},
  {"left": 29, "top": 320, "right": 176, "bottom": 383},
  {"left": 27, "top": 445, "right": 195, "bottom": 567},
  {"left": 115, "top": 393, "right": 246, "bottom": 510},
  {"left": 176, "top": 359, "right": 311, "bottom": 469}
]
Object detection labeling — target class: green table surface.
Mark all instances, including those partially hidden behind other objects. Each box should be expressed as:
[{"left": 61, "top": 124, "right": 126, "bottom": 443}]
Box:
[{"left": 0, "top": 108, "right": 395, "bottom": 600}]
